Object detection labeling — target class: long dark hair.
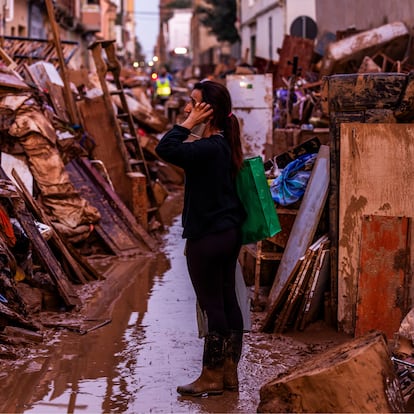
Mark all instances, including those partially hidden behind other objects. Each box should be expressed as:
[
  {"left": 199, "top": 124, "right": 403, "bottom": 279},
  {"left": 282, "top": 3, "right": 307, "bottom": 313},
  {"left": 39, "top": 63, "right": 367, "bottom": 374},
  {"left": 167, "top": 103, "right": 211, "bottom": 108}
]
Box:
[{"left": 193, "top": 81, "right": 243, "bottom": 177}]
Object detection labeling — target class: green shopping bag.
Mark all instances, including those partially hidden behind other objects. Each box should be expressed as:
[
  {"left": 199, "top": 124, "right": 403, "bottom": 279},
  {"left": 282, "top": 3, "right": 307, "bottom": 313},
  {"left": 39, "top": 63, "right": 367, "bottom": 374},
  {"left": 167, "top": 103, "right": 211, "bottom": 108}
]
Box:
[{"left": 236, "top": 156, "right": 281, "bottom": 245}]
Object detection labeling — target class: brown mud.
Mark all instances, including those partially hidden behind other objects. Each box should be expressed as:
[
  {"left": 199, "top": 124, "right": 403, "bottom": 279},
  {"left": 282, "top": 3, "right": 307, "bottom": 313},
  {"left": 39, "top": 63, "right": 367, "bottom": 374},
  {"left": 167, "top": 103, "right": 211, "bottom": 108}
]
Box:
[{"left": 0, "top": 191, "right": 352, "bottom": 413}]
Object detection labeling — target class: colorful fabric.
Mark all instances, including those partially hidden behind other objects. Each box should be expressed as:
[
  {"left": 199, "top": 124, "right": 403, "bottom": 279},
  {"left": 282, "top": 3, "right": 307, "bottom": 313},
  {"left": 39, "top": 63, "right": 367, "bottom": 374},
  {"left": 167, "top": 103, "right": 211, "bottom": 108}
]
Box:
[
  {"left": 0, "top": 204, "right": 16, "bottom": 246},
  {"left": 270, "top": 152, "right": 317, "bottom": 206}
]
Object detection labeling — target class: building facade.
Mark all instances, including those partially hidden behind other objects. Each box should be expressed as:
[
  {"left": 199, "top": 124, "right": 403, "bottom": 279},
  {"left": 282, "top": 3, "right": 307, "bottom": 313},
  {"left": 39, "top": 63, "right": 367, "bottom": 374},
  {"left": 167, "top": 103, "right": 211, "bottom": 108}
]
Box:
[
  {"left": 1, "top": 0, "right": 138, "bottom": 70},
  {"left": 239, "top": 0, "right": 316, "bottom": 64}
]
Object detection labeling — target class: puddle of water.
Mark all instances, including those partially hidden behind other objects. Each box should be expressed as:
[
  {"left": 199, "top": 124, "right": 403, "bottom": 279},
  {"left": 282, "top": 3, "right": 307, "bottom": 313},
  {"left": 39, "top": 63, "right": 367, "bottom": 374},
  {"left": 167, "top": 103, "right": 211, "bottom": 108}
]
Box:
[{"left": 1, "top": 217, "right": 276, "bottom": 414}]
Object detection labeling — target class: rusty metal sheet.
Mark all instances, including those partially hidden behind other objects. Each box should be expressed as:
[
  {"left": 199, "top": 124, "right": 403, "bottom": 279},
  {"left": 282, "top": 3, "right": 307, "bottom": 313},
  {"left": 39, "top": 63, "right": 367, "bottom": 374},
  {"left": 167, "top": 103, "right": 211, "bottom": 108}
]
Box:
[
  {"left": 355, "top": 215, "right": 410, "bottom": 339},
  {"left": 275, "top": 35, "right": 314, "bottom": 88}
]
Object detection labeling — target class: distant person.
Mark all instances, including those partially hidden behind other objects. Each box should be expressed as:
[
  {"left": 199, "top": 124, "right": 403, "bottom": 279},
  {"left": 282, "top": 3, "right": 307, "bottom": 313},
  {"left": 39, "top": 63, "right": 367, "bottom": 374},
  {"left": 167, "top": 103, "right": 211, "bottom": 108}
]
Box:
[
  {"left": 153, "top": 65, "right": 173, "bottom": 105},
  {"left": 155, "top": 80, "right": 246, "bottom": 397}
]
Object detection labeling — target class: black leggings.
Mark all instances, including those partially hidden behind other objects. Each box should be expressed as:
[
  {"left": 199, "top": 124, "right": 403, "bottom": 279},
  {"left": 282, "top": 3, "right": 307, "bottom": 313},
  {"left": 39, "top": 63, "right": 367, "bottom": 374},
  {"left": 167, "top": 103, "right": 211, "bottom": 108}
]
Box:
[{"left": 186, "top": 227, "right": 243, "bottom": 336}]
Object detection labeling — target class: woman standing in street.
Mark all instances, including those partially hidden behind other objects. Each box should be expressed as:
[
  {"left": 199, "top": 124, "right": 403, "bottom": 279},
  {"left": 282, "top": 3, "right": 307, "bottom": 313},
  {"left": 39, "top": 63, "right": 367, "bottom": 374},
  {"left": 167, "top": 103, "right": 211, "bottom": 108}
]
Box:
[{"left": 155, "top": 80, "right": 246, "bottom": 397}]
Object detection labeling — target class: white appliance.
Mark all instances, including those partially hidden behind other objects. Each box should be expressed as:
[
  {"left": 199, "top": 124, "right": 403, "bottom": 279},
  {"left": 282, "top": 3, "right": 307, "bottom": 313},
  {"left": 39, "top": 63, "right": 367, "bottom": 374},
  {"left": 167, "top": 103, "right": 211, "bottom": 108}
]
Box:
[{"left": 226, "top": 74, "right": 273, "bottom": 159}]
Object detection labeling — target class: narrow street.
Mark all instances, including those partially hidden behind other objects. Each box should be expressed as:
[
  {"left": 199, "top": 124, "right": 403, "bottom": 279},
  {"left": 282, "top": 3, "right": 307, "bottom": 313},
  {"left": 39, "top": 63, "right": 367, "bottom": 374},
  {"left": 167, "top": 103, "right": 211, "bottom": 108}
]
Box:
[
  {"left": 0, "top": 205, "right": 350, "bottom": 414},
  {"left": 0, "top": 1, "right": 413, "bottom": 413}
]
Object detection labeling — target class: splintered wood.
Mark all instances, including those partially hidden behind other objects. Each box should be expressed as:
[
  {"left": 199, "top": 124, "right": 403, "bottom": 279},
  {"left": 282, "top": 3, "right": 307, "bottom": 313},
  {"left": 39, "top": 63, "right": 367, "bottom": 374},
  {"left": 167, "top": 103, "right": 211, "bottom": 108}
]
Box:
[{"left": 271, "top": 234, "right": 330, "bottom": 333}]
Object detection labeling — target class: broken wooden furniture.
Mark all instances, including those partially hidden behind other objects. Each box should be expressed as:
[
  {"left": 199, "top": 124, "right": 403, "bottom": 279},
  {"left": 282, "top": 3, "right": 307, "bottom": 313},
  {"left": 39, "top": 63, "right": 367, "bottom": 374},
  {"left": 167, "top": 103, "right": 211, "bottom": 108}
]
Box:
[
  {"left": 87, "top": 40, "right": 163, "bottom": 232},
  {"left": 324, "top": 73, "right": 414, "bottom": 337},
  {"left": 0, "top": 36, "right": 78, "bottom": 76},
  {"left": 258, "top": 331, "right": 405, "bottom": 413},
  {"left": 0, "top": 32, "right": 81, "bottom": 127}
]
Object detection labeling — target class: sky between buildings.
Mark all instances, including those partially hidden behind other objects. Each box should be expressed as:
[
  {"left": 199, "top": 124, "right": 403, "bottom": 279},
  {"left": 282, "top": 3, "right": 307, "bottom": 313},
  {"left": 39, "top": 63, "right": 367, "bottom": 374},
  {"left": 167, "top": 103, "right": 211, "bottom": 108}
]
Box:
[{"left": 135, "top": 1, "right": 159, "bottom": 60}]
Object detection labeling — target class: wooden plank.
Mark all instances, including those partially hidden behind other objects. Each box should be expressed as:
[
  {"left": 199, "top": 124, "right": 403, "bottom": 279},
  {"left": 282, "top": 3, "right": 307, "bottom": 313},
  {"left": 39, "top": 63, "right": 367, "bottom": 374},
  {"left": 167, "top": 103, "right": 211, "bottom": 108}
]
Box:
[
  {"left": 0, "top": 302, "right": 39, "bottom": 331},
  {"left": 1, "top": 180, "right": 81, "bottom": 308},
  {"left": 355, "top": 215, "right": 409, "bottom": 339},
  {"left": 77, "top": 96, "right": 131, "bottom": 210},
  {"left": 253, "top": 241, "right": 263, "bottom": 306},
  {"left": 273, "top": 256, "right": 307, "bottom": 333},
  {"left": 284, "top": 235, "right": 329, "bottom": 332},
  {"left": 261, "top": 256, "right": 303, "bottom": 327},
  {"left": 44, "top": 0, "right": 79, "bottom": 125},
  {"left": 295, "top": 243, "right": 326, "bottom": 330},
  {"left": 78, "top": 158, "right": 156, "bottom": 251},
  {"left": 326, "top": 110, "right": 365, "bottom": 329},
  {"left": 11, "top": 168, "right": 100, "bottom": 283},
  {"left": 274, "top": 250, "right": 314, "bottom": 333},
  {"left": 45, "top": 81, "right": 69, "bottom": 123},
  {"left": 3, "top": 326, "right": 43, "bottom": 343},
  {"left": 65, "top": 158, "right": 156, "bottom": 255},
  {"left": 262, "top": 145, "right": 330, "bottom": 331},
  {"left": 338, "top": 123, "right": 414, "bottom": 334},
  {"left": 298, "top": 248, "right": 330, "bottom": 330}
]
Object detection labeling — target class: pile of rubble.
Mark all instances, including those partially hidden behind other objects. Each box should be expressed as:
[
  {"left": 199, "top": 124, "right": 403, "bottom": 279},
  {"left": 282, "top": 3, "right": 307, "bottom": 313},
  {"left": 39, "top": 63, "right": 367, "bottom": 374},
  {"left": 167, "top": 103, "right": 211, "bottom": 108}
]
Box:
[
  {"left": 250, "top": 21, "right": 414, "bottom": 131},
  {"left": 2, "top": 18, "right": 414, "bottom": 411},
  {"left": 0, "top": 39, "right": 184, "bottom": 360}
]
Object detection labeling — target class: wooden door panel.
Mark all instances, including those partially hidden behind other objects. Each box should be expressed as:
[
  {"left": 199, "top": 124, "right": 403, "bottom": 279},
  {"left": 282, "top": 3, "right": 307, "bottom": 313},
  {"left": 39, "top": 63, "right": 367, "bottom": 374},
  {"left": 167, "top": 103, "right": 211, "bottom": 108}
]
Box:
[{"left": 355, "top": 215, "right": 409, "bottom": 339}]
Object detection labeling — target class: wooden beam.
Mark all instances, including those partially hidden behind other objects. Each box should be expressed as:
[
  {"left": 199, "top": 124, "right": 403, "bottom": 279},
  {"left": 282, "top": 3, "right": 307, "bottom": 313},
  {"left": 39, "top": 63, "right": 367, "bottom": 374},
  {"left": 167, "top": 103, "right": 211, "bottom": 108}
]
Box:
[
  {"left": 44, "top": 0, "right": 79, "bottom": 126},
  {"left": 0, "top": 167, "right": 80, "bottom": 308},
  {"left": 11, "top": 168, "right": 100, "bottom": 283}
]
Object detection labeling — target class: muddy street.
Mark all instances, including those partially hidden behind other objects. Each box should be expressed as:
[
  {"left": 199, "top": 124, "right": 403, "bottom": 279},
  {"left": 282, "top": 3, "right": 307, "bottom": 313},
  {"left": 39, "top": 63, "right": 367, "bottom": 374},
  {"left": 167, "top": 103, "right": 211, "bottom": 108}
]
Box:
[{"left": 0, "top": 210, "right": 350, "bottom": 414}]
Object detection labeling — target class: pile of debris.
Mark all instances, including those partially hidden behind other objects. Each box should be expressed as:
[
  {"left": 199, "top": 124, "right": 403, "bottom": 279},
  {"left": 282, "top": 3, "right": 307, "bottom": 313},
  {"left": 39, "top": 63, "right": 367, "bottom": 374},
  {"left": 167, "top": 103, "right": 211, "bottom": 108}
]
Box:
[
  {"left": 250, "top": 21, "right": 414, "bottom": 131},
  {"left": 0, "top": 39, "right": 183, "bottom": 360}
]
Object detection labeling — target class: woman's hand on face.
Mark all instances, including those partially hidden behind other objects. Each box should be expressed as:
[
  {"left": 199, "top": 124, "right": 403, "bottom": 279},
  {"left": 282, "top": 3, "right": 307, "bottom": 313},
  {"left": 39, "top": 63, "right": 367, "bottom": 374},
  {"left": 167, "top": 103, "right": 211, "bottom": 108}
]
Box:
[{"left": 181, "top": 102, "right": 213, "bottom": 130}]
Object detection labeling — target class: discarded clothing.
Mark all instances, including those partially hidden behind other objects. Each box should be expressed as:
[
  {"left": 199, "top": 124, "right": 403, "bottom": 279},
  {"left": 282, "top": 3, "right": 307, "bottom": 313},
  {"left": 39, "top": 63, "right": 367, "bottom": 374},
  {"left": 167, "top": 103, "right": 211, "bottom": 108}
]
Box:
[{"left": 270, "top": 153, "right": 317, "bottom": 206}]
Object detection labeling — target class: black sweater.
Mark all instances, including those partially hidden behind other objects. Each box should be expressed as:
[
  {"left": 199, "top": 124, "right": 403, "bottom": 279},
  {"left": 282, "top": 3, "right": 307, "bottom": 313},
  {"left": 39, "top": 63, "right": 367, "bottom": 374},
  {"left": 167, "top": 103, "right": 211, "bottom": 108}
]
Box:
[{"left": 155, "top": 124, "right": 246, "bottom": 239}]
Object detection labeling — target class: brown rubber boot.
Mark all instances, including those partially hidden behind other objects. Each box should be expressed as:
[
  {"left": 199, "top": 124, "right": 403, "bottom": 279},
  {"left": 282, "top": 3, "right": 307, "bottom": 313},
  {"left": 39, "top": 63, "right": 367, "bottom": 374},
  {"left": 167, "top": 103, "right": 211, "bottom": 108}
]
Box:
[
  {"left": 224, "top": 331, "right": 243, "bottom": 391},
  {"left": 177, "top": 333, "right": 225, "bottom": 397}
]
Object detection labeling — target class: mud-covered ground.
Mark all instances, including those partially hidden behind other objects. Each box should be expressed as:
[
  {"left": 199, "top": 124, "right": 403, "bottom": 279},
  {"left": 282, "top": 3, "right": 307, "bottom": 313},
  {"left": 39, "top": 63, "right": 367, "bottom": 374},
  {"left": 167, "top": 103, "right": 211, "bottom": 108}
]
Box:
[{"left": 0, "top": 191, "right": 353, "bottom": 413}]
